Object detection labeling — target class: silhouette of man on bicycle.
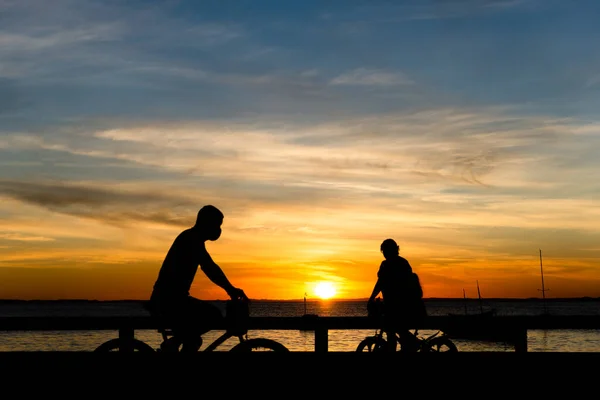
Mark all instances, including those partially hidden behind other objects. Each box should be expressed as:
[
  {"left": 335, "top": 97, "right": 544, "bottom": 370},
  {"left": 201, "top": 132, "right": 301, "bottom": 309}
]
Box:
[
  {"left": 367, "top": 238, "right": 427, "bottom": 352},
  {"left": 148, "top": 205, "right": 248, "bottom": 353}
]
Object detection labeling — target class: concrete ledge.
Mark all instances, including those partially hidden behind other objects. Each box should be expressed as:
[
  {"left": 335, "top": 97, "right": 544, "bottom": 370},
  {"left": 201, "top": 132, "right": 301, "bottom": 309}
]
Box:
[
  {"left": 0, "top": 351, "right": 596, "bottom": 394},
  {"left": 1, "top": 350, "right": 598, "bottom": 370}
]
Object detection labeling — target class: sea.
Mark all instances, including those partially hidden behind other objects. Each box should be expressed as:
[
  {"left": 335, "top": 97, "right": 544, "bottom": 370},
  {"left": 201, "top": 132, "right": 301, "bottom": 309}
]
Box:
[{"left": 1, "top": 298, "right": 599, "bottom": 353}]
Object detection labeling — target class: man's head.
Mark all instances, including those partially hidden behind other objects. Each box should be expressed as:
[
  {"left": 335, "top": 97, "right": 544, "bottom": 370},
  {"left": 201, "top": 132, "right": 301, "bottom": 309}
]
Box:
[
  {"left": 380, "top": 238, "right": 399, "bottom": 260},
  {"left": 195, "top": 205, "right": 224, "bottom": 241}
]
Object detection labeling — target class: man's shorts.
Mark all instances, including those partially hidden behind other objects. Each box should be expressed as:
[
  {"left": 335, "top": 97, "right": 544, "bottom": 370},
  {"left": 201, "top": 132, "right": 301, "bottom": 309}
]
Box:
[{"left": 153, "top": 296, "right": 224, "bottom": 337}]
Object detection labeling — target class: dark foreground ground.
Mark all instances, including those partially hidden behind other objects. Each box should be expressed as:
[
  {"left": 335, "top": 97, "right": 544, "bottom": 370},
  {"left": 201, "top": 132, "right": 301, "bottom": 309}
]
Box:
[{"left": 0, "top": 351, "right": 597, "bottom": 394}]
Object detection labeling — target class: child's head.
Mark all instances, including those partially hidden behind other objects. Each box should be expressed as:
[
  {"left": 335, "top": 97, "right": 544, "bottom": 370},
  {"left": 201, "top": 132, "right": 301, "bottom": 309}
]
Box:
[{"left": 380, "top": 238, "right": 399, "bottom": 259}]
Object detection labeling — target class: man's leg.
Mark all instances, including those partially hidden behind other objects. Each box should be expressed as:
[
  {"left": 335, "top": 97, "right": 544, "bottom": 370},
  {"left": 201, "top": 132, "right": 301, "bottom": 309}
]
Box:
[
  {"left": 180, "top": 297, "right": 224, "bottom": 353},
  {"left": 384, "top": 330, "right": 398, "bottom": 352},
  {"left": 179, "top": 332, "right": 203, "bottom": 353},
  {"left": 168, "top": 312, "right": 202, "bottom": 353},
  {"left": 398, "top": 329, "right": 419, "bottom": 352}
]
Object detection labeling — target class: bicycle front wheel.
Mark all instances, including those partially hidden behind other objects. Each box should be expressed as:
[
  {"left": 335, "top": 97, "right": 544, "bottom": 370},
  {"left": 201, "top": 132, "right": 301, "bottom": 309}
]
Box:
[
  {"left": 356, "top": 336, "right": 387, "bottom": 352},
  {"left": 422, "top": 336, "right": 458, "bottom": 353},
  {"left": 229, "top": 338, "right": 290, "bottom": 352},
  {"left": 93, "top": 338, "right": 156, "bottom": 353}
]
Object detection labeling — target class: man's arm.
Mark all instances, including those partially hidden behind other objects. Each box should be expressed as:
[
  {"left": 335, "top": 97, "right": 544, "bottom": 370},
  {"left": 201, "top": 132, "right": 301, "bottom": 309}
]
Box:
[{"left": 199, "top": 249, "right": 247, "bottom": 300}]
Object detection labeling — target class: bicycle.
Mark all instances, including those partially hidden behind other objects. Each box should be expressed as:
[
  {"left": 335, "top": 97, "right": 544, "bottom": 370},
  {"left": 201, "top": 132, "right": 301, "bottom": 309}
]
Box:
[
  {"left": 356, "top": 301, "right": 458, "bottom": 353},
  {"left": 356, "top": 327, "right": 458, "bottom": 352},
  {"left": 93, "top": 299, "right": 289, "bottom": 353}
]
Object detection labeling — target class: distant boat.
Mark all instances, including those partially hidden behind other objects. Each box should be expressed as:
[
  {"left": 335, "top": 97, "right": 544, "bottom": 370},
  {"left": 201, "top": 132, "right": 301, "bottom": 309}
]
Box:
[
  {"left": 443, "top": 282, "right": 512, "bottom": 342},
  {"left": 445, "top": 250, "right": 552, "bottom": 340},
  {"left": 451, "top": 281, "right": 497, "bottom": 317}
]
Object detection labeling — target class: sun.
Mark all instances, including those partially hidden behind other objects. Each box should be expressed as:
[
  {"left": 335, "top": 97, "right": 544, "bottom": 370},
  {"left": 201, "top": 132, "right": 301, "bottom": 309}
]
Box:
[{"left": 314, "top": 282, "right": 337, "bottom": 300}]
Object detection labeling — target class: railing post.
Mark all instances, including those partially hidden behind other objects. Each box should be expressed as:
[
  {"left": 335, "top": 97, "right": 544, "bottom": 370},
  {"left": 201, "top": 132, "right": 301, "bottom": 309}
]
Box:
[
  {"left": 119, "top": 326, "right": 135, "bottom": 352},
  {"left": 513, "top": 328, "right": 528, "bottom": 353},
  {"left": 315, "top": 328, "right": 328, "bottom": 352}
]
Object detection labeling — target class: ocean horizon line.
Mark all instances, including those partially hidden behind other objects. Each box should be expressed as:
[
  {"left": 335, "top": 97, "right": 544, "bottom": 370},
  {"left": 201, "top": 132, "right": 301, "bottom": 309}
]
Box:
[{"left": 1, "top": 296, "right": 599, "bottom": 303}]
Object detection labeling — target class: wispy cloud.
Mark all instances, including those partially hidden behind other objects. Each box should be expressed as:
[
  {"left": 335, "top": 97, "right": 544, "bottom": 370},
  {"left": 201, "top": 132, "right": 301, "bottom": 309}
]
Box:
[
  {"left": 0, "top": 179, "right": 198, "bottom": 227},
  {"left": 0, "top": 233, "right": 54, "bottom": 242},
  {"left": 319, "top": 0, "right": 532, "bottom": 23},
  {"left": 0, "top": 0, "right": 244, "bottom": 86},
  {"left": 585, "top": 74, "right": 600, "bottom": 88},
  {"left": 0, "top": 24, "right": 121, "bottom": 52},
  {"left": 330, "top": 68, "right": 414, "bottom": 86},
  {"left": 407, "top": 0, "right": 533, "bottom": 20},
  {"left": 484, "top": 0, "right": 529, "bottom": 9}
]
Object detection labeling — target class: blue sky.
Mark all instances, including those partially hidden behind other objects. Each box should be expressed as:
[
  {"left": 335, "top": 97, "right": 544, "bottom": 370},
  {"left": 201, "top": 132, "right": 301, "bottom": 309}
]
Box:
[
  {"left": 1, "top": 0, "right": 600, "bottom": 299},
  {"left": 3, "top": 0, "right": 600, "bottom": 123}
]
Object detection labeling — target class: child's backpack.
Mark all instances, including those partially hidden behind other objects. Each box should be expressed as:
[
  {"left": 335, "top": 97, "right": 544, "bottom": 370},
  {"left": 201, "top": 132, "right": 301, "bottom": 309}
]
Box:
[
  {"left": 407, "top": 272, "right": 427, "bottom": 321},
  {"left": 409, "top": 272, "right": 424, "bottom": 299}
]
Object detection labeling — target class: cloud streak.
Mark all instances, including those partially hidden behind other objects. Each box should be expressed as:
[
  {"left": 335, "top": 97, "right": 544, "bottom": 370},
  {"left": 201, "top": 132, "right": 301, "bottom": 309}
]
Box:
[
  {"left": 330, "top": 68, "right": 414, "bottom": 86},
  {"left": 0, "top": 179, "right": 198, "bottom": 227}
]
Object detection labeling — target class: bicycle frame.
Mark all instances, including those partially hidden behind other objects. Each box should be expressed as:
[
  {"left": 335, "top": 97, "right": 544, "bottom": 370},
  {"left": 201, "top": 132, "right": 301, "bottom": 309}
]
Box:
[
  {"left": 154, "top": 300, "right": 250, "bottom": 352},
  {"left": 94, "top": 300, "right": 289, "bottom": 353},
  {"left": 360, "top": 326, "right": 451, "bottom": 352},
  {"left": 390, "top": 329, "right": 438, "bottom": 347},
  {"left": 157, "top": 325, "right": 247, "bottom": 352},
  {"left": 202, "top": 331, "right": 244, "bottom": 352},
  {"left": 363, "top": 300, "right": 454, "bottom": 352}
]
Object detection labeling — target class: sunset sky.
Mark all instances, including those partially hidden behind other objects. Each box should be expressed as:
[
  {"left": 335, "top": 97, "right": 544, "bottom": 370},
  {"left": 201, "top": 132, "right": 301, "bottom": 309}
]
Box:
[{"left": 1, "top": 0, "right": 599, "bottom": 301}]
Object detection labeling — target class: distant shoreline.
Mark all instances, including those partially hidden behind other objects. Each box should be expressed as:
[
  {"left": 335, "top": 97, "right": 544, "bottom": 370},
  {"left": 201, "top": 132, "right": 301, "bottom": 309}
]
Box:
[{"left": 1, "top": 297, "right": 599, "bottom": 303}]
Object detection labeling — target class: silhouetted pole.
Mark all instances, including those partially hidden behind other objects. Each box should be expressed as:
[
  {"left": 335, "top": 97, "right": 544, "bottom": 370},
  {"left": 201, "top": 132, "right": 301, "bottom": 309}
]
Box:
[
  {"left": 538, "top": 249, "right": 549, "bottom": 314},
  {"left": 476, "top": 280, "right": 483, "bottom": 314},
  {"left": 463, "top": 288, "right": 468, "bottom": 315},
  {"left": 304, "top": 293, "right": 307, "bottom": 315}
]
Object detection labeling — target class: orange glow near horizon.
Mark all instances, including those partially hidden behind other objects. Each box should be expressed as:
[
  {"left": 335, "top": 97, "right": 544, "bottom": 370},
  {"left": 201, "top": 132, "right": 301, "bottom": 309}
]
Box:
[{"left": 1, "top": 217, "right": 599, "bottom": 301}]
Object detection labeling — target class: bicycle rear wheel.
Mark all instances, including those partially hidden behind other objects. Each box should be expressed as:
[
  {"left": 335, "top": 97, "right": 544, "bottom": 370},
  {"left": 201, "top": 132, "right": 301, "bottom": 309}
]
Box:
[
  {"left": 229, "top": 338, "right": 289, "bottom": 352},
  {"left": 93, "top": 338, "right": 155, "bottom": 353},
  {"left": 422, "top": 336, "right": 458, "bottom": 352},
  {"left": 356, "top": 336, "right": 387, "bottom": 352}
]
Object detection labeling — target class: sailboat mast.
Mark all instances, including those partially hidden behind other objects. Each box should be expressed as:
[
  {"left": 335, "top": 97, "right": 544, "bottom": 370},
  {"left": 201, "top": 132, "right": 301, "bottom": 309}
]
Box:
[
  {"left": 463, "top": 288, "right": 468, "bottom": 315},
  {"left": 539, "top": 249, "right": 548, "bottom": 314},
  {"left": 477, "top": 280, "right": 483, "bottom": 314}
]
